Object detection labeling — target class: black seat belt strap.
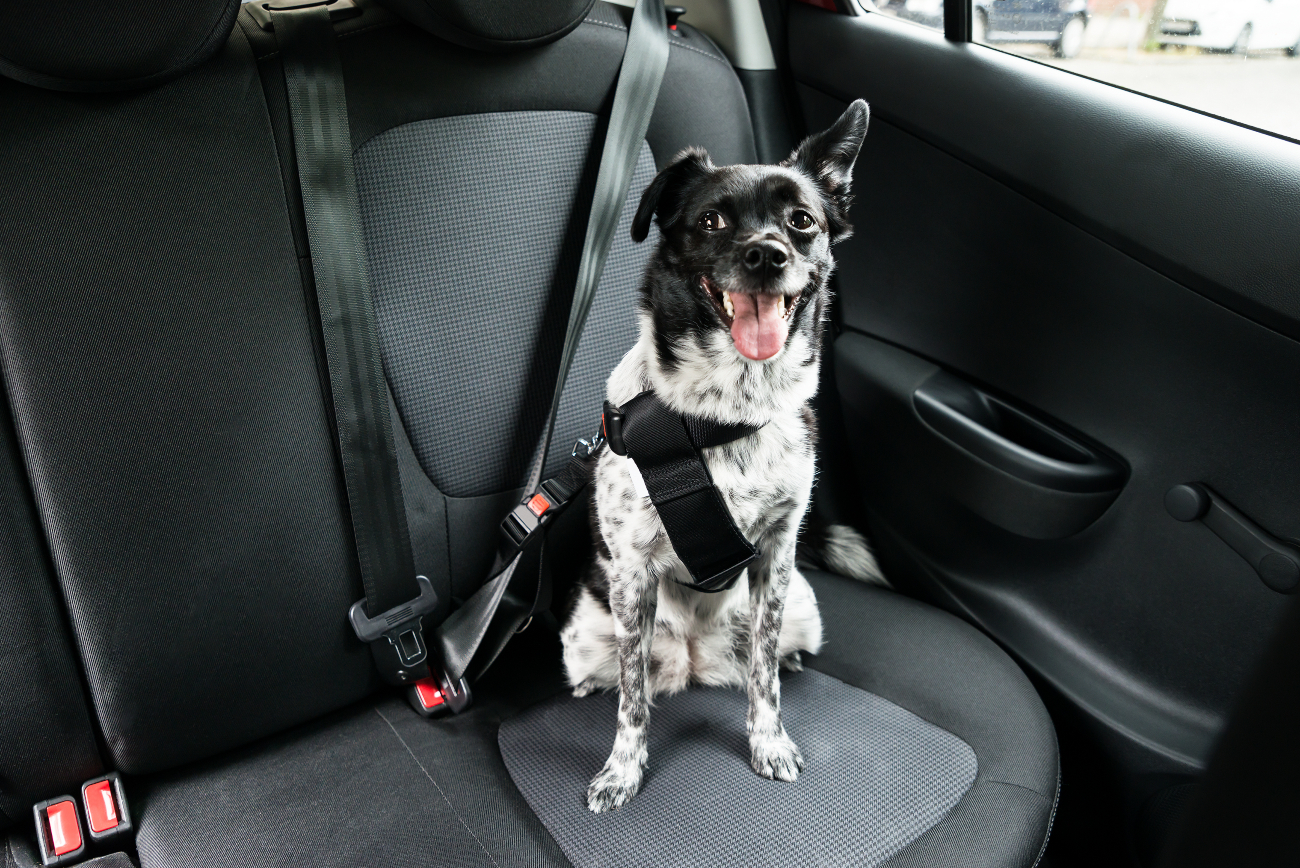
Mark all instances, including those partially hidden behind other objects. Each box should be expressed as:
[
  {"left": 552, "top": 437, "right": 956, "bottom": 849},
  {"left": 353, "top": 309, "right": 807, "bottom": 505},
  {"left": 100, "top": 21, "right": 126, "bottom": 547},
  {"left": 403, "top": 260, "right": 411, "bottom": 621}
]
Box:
[
  {"left": 433, "top": 0, "right": 671, "bottom": 685},
  {"left": 271, "top": 1, "right": 435, "bottom": 686}
]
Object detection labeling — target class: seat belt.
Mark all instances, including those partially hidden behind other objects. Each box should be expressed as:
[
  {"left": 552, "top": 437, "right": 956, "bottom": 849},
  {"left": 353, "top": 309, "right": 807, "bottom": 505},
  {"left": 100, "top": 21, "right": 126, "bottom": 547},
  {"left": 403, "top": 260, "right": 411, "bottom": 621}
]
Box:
[
  {"left": 269, "top": 0, "right": 670, "bottom": 696},
  {"left": 432, "top": 0, "right": 671, "bottom": 688},
  {"left": 270, "top": 0, "right": 435, "bottom": 687}
]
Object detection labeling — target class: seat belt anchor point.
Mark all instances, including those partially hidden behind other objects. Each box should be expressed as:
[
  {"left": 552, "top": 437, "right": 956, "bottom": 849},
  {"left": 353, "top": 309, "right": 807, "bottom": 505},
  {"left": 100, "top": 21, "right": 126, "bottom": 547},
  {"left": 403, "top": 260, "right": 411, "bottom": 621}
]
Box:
[{"left": 348, "top": 575, "right": 439, "bottom": 670}]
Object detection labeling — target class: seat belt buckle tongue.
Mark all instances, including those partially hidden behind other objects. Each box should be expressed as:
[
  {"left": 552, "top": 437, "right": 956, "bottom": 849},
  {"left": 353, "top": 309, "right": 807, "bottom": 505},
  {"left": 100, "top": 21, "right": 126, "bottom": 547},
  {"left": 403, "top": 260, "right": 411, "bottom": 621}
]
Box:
[
  {"left": 349, "top": 574, "right": 439, "bottom": 679},
  {"left": 32, "top": 797, "right": 84, "bottom": 867},
  {"left": 80, "top": 773, "right": 131, "bottom": 843},
  {"left": 407, "top": 668, "right": 473, "bottom": 718}
]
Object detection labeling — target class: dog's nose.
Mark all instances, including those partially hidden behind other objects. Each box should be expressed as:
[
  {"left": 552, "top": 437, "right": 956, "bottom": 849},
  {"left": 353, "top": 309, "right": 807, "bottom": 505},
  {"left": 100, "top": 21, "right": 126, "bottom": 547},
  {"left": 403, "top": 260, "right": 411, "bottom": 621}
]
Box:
[{"left": 742, "top": 240, "right": 788, "bottom": 273}]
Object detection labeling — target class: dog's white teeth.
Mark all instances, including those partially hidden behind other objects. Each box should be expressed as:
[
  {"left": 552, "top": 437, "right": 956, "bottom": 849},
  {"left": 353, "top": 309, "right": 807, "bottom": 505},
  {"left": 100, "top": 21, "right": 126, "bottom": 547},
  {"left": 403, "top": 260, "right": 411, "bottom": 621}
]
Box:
[
  {"left": 722, "top": 291, "right": 735, "bottom": 319},
  {"left": 777, "top": 294, "right": 785, "bottom": 318}
]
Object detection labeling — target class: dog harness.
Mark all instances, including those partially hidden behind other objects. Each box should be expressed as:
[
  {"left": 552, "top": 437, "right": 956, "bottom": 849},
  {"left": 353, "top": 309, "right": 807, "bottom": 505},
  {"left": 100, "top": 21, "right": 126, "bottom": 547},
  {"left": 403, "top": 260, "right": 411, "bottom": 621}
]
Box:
[{"left": 501, "top": 391, "right": 764, "bottom": 594}]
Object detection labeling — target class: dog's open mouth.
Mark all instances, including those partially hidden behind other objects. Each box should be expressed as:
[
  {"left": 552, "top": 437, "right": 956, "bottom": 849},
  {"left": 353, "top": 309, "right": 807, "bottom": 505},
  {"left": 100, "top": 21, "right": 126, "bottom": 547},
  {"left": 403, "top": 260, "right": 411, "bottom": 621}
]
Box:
[{"left": 700, "top": 276, "right": 800, "bottom": 362}]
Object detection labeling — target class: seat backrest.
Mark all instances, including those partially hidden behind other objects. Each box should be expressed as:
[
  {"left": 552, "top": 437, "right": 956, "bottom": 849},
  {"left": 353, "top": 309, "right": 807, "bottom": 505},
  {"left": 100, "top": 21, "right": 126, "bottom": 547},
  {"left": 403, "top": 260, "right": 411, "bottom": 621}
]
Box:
[{"left": 0, "top": 0, "right": 756, "bottom": 786}]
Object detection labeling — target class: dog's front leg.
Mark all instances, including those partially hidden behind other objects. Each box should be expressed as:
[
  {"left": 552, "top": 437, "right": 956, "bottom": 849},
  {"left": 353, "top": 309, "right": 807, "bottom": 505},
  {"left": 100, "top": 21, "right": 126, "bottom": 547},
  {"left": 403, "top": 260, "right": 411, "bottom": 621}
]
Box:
[
  {"left": 747, "top": 518, "right": 804, "bottom": 782},
  {"left": 586, "top": 558, "right": 659, "bottom": 812}
]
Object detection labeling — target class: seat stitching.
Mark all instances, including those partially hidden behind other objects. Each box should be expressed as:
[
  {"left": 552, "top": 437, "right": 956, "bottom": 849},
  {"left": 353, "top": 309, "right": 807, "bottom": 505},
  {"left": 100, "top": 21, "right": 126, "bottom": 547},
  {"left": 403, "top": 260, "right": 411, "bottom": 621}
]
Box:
[
  {"left": 375, "top": 707, "right": 504, "bottom": 868},
  {"left": 668, "top": 36, "right": 729, "bottom": 64},
  {"left": 583, "top": 17, "right": 627, "bottom": 32},
  {"left": 985, "top": 778, "right": 1055, "bottom": 800}
]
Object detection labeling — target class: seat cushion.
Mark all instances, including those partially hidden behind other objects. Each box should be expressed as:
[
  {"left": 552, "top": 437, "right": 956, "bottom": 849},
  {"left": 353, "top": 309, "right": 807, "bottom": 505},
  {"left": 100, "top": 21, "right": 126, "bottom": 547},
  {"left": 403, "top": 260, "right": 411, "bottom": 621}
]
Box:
[
  {"left": 133, "top": 624, "right": 574, "bottom": 868},
  {"left": 131, "top": 573, "right": 1055, "bottom": 868},
  {"left": 498, "top": 571, "right": 1058, "bottom": 868}
]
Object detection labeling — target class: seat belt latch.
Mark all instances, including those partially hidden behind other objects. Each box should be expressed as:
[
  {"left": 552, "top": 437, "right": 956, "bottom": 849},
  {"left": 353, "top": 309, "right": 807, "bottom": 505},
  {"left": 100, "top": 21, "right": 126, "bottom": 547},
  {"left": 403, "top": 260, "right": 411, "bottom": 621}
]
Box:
[
  {"left": 32, "top": 797, "right": 85, "bottom": 867},
  {"left": 80, "top": 773, "right": 131, "bottom": 844},
  {"left": 407, "top": 668, "right": 474, "bottom": 718},
  {"left": 349, "top": 574, "right": 439, "bottom": 673}
]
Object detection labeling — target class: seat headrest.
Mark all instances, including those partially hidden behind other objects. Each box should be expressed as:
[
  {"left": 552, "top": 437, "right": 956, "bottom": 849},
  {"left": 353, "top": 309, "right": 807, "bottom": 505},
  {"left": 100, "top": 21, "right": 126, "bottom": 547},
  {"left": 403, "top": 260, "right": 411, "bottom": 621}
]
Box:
[
  {"left": 0, "top": 0, "right": 241, "bottom": 92},
  {"left": 376, "top": 0, "right": 597, "bottom": 53}
]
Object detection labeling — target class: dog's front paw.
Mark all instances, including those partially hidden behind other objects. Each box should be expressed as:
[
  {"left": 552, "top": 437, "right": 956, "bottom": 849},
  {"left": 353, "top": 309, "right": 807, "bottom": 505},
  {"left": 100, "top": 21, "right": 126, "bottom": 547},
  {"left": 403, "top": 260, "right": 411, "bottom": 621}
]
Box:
[
  {"left": 587, "top": 760, "right": 644, "bottom": 813},
  {"left": 571, "top": 679, "right": 598, "bottom": 698},
  {"left": 779, "top": 651, "right": 804, "bottom": 672},
  {"left": 750, "top": 731, "right": 804, "bottom": 782}
]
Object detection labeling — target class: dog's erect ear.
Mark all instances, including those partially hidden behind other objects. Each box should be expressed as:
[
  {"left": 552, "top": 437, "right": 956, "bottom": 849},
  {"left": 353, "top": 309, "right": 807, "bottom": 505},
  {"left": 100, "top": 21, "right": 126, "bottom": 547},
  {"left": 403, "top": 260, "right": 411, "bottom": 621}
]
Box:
[
  {"left": 782, "top": 99, "right": 869, "bottom": 242},
  {"left": 631, "top": 147, "right": 714, "bottom": 243}
]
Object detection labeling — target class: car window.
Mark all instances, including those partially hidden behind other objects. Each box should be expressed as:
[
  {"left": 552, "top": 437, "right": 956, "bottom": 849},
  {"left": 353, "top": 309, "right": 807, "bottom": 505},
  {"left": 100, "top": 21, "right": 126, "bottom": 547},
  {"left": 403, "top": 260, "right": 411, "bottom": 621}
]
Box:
[
  {"left": 872, "top": 0, "right": 947, "bottom": 33},
  {"left": 968, "top": 0, "right": 1300, "bottom": 141}
]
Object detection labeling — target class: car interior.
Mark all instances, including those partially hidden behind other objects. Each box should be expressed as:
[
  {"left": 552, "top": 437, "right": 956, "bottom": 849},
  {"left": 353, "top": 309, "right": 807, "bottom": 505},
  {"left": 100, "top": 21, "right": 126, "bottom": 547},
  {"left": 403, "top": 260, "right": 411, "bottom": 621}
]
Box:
[{"left": 0, "top": 0, "right": 1297, "bottom": 866}]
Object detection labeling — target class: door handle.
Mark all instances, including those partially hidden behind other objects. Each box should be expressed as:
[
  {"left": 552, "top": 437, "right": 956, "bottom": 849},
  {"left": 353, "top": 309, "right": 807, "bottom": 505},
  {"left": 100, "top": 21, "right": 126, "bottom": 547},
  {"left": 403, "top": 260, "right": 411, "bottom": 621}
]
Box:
[
  {"left": 1165, "top": 483, "right": 1300, "bottom": 594},
  {"left": 914, "top": 371, "right": 1126, "bottom": 494}
]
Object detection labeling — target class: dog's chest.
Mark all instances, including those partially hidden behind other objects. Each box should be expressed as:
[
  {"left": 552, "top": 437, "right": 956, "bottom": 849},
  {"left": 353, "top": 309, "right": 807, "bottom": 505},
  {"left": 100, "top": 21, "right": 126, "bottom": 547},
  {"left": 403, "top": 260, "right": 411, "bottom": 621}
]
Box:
[
  {"left": 602, "top": 412, "right": 814, "bottom": 550},
  {"left": 703, "top": 417, "right": 813, "bottom": 535}
]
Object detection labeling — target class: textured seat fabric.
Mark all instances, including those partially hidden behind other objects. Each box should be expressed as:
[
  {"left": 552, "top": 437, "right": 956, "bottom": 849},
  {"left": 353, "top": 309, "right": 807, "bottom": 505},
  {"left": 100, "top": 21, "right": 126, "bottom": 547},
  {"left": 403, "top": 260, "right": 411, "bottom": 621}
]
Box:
[
  {"left": 132, "top": 626, "right": 573, "bottom": 868},
  {"left": 499, "top": 571, "right": 1057, "bottom": 868},
  {"left": 132, "top": 571, "right": 1056, "bottom": 868}
]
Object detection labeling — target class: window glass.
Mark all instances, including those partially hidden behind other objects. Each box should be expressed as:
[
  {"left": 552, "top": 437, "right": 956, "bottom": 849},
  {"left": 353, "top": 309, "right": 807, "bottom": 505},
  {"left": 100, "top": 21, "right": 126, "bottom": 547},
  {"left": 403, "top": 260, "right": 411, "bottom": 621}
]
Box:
[
  {"left": 971, "top": 0, "right": 1300, "bottom": 140},
  {"left": 875, "top": 0, "right": 947, "bottom": 33}
]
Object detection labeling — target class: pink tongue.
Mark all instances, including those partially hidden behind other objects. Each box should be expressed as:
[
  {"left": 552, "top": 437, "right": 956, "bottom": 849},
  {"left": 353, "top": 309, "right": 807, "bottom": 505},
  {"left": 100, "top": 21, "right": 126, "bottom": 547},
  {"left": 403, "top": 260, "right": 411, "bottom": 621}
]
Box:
[{"left": 729, "top": 293, "right": 788, "bottom": 361}]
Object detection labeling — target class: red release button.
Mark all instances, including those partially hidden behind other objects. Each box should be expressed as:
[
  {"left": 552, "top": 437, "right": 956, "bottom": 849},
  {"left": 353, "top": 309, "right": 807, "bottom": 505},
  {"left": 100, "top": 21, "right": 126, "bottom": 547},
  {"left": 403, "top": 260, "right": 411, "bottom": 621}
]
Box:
[
  {"left": 45, "top": 800, "right": 81, "bottom": 856},
  {"left": 414, "top": 679, "right": 445, "bottom": 709},
  {"left": 527, "top": 493, "right": 550, "bottom": 517},
  {"left": 84, "top": 779, "right": 119, "bottom": 833}
]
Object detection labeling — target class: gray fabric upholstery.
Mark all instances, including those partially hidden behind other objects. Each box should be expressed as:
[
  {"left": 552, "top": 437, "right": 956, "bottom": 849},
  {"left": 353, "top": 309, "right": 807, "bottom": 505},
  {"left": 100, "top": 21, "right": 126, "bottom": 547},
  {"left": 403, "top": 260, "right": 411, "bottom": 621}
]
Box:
[
  {"left": 375, "top": 0, "right": 596, "bottom": 53},
  {"left": 0, "top": 28, "right": 378, "bottom": 776},
  {"left": 805, "top": 573, "right": 1059, "bottom": 868},
  {"left": 499, "top": 668, "right": 978, "bottom": 868},
  {"left": 134, "top": 625, "right": 574, "bottom": 868},
  {"left": 356, "top": 110, "right": 654, "bottom": 498}
]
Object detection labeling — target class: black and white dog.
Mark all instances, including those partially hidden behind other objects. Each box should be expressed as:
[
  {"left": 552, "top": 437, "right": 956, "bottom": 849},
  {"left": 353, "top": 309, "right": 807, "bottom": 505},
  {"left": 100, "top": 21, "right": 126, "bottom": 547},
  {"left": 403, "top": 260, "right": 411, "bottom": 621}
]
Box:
[{"left": 561, "top": 100, "right": 881, "bottom": 813}]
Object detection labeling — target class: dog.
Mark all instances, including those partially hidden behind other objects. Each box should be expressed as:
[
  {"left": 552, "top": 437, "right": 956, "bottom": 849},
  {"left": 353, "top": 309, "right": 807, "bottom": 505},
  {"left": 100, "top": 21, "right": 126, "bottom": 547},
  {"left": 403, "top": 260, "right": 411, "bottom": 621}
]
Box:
[{"left": 561, "top": 99, "right": 881, "bottom": 813}]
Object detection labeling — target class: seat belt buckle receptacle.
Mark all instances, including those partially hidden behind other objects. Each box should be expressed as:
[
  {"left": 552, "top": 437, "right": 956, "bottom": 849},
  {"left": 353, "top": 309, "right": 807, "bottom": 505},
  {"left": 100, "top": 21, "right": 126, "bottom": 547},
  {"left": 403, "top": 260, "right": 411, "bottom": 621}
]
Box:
[
  {"left": 32, "top": 796, "right": 85, "bottom": 867},
  {"left": 80, "top": 773, "right": 131, "bottom": 844},
  {"left": 349, "top": 574, "right": 439, "bottom": 680},
  {"left": 407, "top": 668, "right": 473, "bottom": 718}
]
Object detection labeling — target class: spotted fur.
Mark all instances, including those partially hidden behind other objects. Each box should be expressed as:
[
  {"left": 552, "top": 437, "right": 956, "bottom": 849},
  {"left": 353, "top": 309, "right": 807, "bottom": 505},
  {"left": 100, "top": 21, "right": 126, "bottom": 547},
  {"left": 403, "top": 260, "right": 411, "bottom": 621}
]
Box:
[{"left": 561, "top": 100, "right": 872, "bottom": 812}]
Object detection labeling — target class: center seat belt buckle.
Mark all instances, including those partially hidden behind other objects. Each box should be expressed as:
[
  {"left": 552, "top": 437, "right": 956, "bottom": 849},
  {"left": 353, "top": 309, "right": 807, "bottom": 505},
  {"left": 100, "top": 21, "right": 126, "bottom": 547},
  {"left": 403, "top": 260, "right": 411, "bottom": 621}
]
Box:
[
  {"left": 349, "top": 574, "right": 439, "bottom": 681},
  {"left": 407, "top": 668, "right": 473, "bottom": 718},
  {"left": 80, "top": 773, "right": 132, "bottom": 844},
  {"left": 32, "top": 797, "right": 84, "bottom": 867}
]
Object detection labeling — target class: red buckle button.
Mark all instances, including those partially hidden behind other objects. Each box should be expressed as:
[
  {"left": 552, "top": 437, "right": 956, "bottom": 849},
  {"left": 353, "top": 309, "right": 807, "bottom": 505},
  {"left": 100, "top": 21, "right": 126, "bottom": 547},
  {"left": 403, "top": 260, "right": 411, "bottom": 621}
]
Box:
[
  {"left": 79, "top": 773, "right": 131, "bottom": 844},
  {"left": 33, "top": 795, "right": 85, "bottom": 865},
  {"left": 527, "top": 493, "right": 550, "bottom": 517},
  {"left": 413, "top": 678, "right": 445, "bottom": 710},
  {"left": 45, "top": 801, "right": 81, "bottom": 856},
  {"left": 84, "top": 780, "right": 118, "bottom": 833}
]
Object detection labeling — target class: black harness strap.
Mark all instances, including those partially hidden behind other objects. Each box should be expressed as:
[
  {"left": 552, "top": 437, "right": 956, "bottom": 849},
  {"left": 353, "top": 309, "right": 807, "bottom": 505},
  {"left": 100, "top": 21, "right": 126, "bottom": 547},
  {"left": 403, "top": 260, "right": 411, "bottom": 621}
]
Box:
[
  {"left": 271, "top": 2, "right": 434, "bottom": 686},
  {"left": 605, "top": 391, "right": 763, "bottom": 592}
]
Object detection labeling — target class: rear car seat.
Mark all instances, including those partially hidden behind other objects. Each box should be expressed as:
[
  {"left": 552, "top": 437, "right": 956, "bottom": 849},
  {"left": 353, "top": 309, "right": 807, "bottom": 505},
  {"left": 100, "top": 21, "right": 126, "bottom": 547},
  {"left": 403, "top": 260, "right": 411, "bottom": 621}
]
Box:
[{"left": 0, "top": 0, "right": 1059, "bottom": 865}]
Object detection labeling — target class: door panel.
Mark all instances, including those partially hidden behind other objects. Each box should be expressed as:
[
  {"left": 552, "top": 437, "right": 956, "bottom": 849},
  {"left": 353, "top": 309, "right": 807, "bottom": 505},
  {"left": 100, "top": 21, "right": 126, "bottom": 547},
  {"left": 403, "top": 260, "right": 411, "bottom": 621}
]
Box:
[{"left": 786, "top": 3, "right": 1300, "bottom": 782}]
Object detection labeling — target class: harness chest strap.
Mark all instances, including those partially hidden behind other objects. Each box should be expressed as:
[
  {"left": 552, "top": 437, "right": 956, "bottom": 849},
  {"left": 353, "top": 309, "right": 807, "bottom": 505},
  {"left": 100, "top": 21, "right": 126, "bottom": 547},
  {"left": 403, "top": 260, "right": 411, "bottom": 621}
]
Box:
[{"left": 503, "top": 391, "right": 764, "bottom": 595}]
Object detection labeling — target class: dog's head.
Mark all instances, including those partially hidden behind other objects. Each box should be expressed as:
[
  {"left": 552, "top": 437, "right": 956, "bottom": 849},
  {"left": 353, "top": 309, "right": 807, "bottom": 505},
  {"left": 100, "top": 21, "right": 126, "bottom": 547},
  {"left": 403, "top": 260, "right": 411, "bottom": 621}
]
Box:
[{"left": 631, "top": 100, "right": 868, "bottom": 417}]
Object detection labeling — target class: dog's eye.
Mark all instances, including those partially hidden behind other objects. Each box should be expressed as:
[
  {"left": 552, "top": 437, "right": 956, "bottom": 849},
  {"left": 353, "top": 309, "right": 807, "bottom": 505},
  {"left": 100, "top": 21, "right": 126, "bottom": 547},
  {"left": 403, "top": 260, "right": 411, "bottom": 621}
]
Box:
[
  {"left": 789, "top": 210, "right": 815, "bottom": 231},
  {"left": 697, "top": 211, "right": 727, "bottom": 232}
]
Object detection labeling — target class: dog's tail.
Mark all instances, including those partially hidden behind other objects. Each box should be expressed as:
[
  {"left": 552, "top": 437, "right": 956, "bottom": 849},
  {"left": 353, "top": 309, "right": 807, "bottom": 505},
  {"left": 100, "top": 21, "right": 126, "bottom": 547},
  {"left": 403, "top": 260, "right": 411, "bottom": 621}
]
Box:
[{"left": 797, "top": 515, "right": 890, "bottom": 587}]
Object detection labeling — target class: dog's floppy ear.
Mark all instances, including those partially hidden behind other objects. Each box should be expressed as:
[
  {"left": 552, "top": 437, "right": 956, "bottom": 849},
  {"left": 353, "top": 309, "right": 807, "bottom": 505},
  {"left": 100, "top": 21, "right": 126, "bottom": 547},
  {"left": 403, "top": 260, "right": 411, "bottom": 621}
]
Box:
[
  {"left": 631, "top": 147, "right": 714, "bottom": 243},
  {"left": 782, "top": 99, "right": 869, "bottom": 242}
]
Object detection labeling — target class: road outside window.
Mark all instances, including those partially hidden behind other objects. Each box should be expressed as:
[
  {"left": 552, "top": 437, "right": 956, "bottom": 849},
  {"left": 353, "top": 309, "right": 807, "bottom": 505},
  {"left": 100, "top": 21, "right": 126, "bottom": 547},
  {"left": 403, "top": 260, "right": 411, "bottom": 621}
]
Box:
[{"left": 872, "top": 0, "right": 1300, "bottom": 142}]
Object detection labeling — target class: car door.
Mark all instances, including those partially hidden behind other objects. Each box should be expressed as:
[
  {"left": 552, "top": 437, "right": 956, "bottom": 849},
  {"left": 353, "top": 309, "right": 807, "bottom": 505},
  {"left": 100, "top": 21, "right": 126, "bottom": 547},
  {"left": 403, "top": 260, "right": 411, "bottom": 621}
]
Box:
[{"left": 779, "top": 2, "right": 1300, "bottom": 863}]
